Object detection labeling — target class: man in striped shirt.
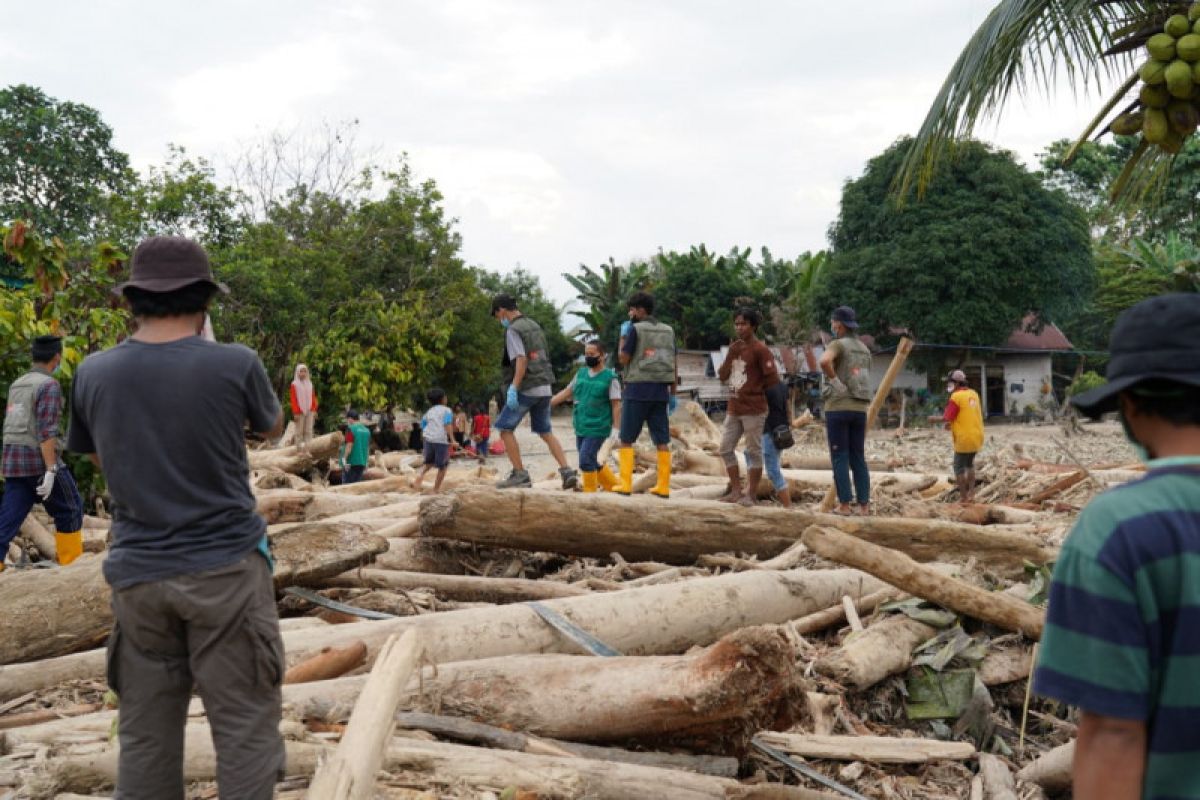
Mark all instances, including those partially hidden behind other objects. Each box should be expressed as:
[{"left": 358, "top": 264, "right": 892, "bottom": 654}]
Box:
[{"left": 1034, "top": 293, "right": 1200, "bottom": 799}]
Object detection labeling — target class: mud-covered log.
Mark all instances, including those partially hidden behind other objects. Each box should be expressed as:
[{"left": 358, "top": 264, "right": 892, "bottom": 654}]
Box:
[
  {"left": 419, "top": 489, "right": 1053, "bottom": 568},
  {"left": 813, "top": 614, "right": 936, "bottom": 690},
  {"left": 405, "top": 626, "right": 807, "bottom": 754}
]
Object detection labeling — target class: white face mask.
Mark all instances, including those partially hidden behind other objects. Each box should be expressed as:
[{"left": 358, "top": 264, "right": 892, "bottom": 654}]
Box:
[{"left": 946, "top": 383, "right": 956, "bottom": 394}]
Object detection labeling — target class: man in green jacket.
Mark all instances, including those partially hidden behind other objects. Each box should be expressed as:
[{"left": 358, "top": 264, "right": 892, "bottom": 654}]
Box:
[
  {"left": 339, "top": 410, "right": 371, "bottom": 484},
  {"left": 491, "top": 293, "right": 578, "bottom": 490}
]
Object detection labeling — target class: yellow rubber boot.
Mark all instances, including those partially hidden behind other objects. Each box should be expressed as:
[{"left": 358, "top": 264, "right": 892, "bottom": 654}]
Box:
[
  {"left": 56, "top": 531, "right": 83, "bottom": 566},
  {"left": 615, "top": 447, "right": 635, "bottom": 495},
  {"left": 581, "top": 471, "right": 599, "bottom": 493},
  {"left": 597, "top": 465, "right": 618, "bottom": 492},
  {"left": 650, "top": 450, "right": 672, "bottom": 499}
]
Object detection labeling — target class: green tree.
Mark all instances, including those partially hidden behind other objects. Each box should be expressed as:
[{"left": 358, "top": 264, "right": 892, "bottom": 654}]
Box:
[
  {"left": 565, "top": 257, "right": 649, "bottom": 352},
  {"left": 812, "top": 138, "right": 1094, "bottom": 364},
  {"left": 0, "top": 85, "right": 132, "bottom": 239},
  {"left": 479, "top": 267, "right": 575, "bottom": 387},
  {"left": 650, "top": 245, "right": 756, "bottom": 350}
]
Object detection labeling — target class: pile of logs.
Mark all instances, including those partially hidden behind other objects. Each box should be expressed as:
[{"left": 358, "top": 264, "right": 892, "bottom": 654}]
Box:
[{"left": 0, "top": 403, "right": 1099, "bottom": 799}]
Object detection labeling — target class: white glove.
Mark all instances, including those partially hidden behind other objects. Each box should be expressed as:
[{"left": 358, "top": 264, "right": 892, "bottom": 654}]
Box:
[
  {"left": 829, "top": 377, "right": 847, "bottom": 394},
  {"left": 36, "top": 469, "right": 56, "bottom": 501}
]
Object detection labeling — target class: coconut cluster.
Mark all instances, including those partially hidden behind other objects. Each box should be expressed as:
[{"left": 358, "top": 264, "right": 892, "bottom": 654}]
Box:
[{"left": 1115, "top": 4, "right": 1200, "bottom": 152}]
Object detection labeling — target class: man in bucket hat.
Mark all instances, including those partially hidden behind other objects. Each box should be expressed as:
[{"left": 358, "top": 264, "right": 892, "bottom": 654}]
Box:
[
  {"left": 68, "top": 236, "right": 285, "bottom": 799},
  {"left": 1033, "top": 293, "right": 1200, "bottom": 798}
]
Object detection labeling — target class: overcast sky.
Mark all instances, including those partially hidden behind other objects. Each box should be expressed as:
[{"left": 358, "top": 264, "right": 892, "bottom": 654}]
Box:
[{"left": 4, "top": 0, "right": 1102, "bottom": 313}]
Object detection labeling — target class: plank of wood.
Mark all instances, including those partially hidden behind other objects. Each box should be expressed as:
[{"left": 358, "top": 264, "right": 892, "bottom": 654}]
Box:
[{"left": 753, "top": 732, "right": 975, "bottom": 764}]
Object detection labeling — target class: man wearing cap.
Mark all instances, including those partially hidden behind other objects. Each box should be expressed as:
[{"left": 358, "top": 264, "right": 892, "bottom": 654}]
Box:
[
  {"left": 932, "top": 369, "right": 984, "bottom": 503},
  {"left": 818, "top": 305, "right": 873, "bottom": 515},
  {"left": 68, "top": 236, "right": 285, "bottom": 799},
  {"left": 1033, "top": 293, "right": 1200, "bottom": 798},
  {"left": 0, "top": 334, "right": 83, "bottom": 566},
  {"left": 490, "top": 293, "right": 578, "bottom": 490}
]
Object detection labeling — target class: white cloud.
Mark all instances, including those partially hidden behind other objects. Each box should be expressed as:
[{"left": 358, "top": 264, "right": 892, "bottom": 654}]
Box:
[{"left": 167, "top": 36, "right": 354, "bottom": 146}]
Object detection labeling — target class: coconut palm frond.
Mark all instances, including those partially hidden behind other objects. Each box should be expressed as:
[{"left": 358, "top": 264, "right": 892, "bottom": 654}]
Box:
[{"left": 895, "top": 0, "right": 1153, "bottom": 199}]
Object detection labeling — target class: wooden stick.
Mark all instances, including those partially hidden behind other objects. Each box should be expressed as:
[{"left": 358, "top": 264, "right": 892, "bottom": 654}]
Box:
[
  {"left": 820, "top": 337, "right": 913, "bottom": 511},
  {"left": 840, "top": 596, "right": 864, "bottom": 633},
  {"left": 802, "top": 526, "right": 1045, "bottom": 640},
  {"left": 978, "top": 753, "right": 1019, "bottom": 800},
  {"left": 790, "top": 588, "right": 904, "bottom": 635},
  {"left": 1016, "top": 740, "right": 1074, "bottom": 791},
  {"left": 282, "top": 641, "right": 367, "bottom": 685},
  {"left": 307, "top": 629, "right": 424, "bottom": 799},
  {"left": 753, "top": 732, "right": 975, "bottom": 763}
]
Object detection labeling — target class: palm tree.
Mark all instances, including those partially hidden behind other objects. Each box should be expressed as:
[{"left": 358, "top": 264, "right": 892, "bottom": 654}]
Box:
[
  {"left": 565, "top": 258, "right": 649, "bottom": 343},
  {"left": 1115, "top": 230, "right": 1200, "bottom": 289},
  {"left": 898, "top": 1, "right": 1194, "bottom": 203}
]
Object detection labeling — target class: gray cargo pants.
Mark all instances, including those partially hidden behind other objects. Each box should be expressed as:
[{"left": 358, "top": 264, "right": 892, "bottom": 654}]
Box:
[{"left": 107, "top": 552, "right": 285, "bottom": 800}]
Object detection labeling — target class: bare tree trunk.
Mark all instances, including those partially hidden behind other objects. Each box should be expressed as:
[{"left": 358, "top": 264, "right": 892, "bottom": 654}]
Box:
[{"left": 814, "top": 614, "right": 936, "bottom": 690}]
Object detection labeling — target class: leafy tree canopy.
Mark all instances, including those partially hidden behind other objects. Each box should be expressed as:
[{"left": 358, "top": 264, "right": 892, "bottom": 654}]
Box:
[
  {"left": 0, "top": 85, "right": 132, "bottom": 240},
  {"left": 812, "top": 138, "right": 1094, "bottom": 359}
]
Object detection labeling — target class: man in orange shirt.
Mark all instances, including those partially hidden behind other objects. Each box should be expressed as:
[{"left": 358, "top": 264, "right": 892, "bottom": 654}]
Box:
[{"left": 933, "top": 369, "right": 985, "bottom": 502}]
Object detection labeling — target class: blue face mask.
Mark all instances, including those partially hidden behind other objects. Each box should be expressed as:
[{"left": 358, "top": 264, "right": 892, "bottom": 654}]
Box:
[{"left": 500, "top": 317, "right": 510, "bottom": 329}]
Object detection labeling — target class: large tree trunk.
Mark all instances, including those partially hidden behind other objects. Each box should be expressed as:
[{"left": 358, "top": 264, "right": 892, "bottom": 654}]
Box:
[
  {"left": 802, "top": 526, "right": 1046, "bottom": 639},
  {"left": 0, "top": 567, "right": 885, "bottom": 700},
  {"left": 254, "top": 490, "right": 403, "bottom": 525},
  {"left": 419, "top": 489, "right": 1054, "bottom": 568},
  {"left": 0, "top": 523, "right": 386, "bottom": 665},
  {"left": 402, "top": 625, "right": 807, "bottom": 754}
]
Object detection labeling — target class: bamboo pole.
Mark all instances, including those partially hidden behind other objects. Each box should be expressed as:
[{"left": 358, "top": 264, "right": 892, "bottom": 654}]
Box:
[{"left": 820, "top": 336, "right": 913, "bottom": 512}]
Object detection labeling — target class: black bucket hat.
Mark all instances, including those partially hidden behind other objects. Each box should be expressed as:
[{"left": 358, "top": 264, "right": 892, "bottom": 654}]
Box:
[
  {"left": 116, "top": 236, "right": 229, "bottom": 295},
  {"left": 831, "top": 305, "right": 859, "bottom": 330},
  {"left": 1072, "top": 293, "right": 1200, "bottom": 418}
]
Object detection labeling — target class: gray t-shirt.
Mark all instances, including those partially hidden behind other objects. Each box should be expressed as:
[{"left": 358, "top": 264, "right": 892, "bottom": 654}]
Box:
[
  {"left": 505, "top": 328, "right": 552, "bottom": 398},
  {"left": 68, "top": 336, "right": 280, "bottom": 589},
  {"left": 421, "top": 405, "right": 454, "bottom": 445}
]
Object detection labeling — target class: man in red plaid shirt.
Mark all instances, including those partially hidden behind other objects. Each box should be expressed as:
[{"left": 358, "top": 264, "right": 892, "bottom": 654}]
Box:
[{"left": 0, "top": 335, "right": 83, "bottom": 566}]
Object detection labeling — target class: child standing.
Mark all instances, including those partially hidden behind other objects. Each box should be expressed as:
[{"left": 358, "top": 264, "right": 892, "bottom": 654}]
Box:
[
  {"left": 552, "top": 340, "right": 622, "bottom": 492},
  {"left": 414, "top": 388, "right": 455, "bottom": 493},
  {"left": 472, "top": 405, "right": 491, "bottom": 460}
]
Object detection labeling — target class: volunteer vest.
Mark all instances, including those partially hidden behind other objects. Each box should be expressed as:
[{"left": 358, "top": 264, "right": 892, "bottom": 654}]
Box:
[
  {"left": 347, "top": 423, "right": 372, "bottom": 466},
  {"left": 825, "top": 335, "right": 872, "bottom": 412},
  {"left": 573, "top": 367, "right": 616, "bottom": 437},
  {"left": 949, "top": 388, "right": 985, "bottom": 453},
  {"left": 3, "top": 370, "right": 53, "bottom": 448},
  {"left": 625, "top": 319, "right": 676, "bottom": 384},
  {"left": 503, "top": 316, "right": 555, "bottom": 391}
]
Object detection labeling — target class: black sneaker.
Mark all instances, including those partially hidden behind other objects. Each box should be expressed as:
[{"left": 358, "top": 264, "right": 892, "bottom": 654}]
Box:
[
  {"left": 559, "top": 466, "right": 579, "bottom": 490},
  {"left": 496, "top": 469, "right": 532, "bottom": 489}
]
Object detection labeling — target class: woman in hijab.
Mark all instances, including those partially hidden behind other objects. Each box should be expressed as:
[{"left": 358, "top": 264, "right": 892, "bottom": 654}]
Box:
[{"left": 289, "top": 364, "right": 318, "bottom": 450}]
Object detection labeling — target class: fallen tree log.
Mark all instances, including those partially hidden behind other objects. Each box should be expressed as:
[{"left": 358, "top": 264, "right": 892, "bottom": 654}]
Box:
[
  {"left": 316, "top": 568, "right": 589, "bottom": 603},
  {"left": 978, "top": 753, "right": 1019, "bottom": 800},
  {"left": 43, "top": 728, "right": 841, "bottom": 800},
  {"left": 802, "top": 526, "right": 1046, "bottom": 639},
  {"left": 813, "top": 614, "right": 936, "bottom": 690},
  {"left": 1029, "top": 471, "right": 1088, "bottom": 505},
  {"left": 752, "top": 732, "right": 975, "bottom": 763},
  {"left": 307, "top": 630, "right": 424, "bottom": 800},
  {"left": 392, "top": 712, "right": 740, "bottom": 777},
  {"left": 419, "top": 489, "right": 1054, "bottom": 568},
  {"left": 282, "top": 641, "right": 367, "bottom": 685},
  {"left": 0, "top": 522, "right": 385, "bottom": 666},
  {"left": 0, "top": 567, "right": 885, "bottom": 700},
  {"left": 790, "top": 587, "right": 905, "bottom": 635},
  {"left": 247, "top": 431, "right": 343, "bottom": 474},
  {"left": 403, "top": 625, "right": 807, "bottom": 754},
  {"left": 254, "top": 490, "right": 402, "bottom": 525},
  {"left": 1015, "top": 740, "right": 1073, "bottom": 791}
]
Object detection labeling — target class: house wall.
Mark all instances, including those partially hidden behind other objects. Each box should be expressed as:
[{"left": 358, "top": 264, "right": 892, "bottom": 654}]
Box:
[{"left": 998, "top": 354, "right": 1053, "bottom": 415}]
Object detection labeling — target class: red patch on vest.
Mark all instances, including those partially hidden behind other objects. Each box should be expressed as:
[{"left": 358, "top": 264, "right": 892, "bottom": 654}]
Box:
[
  {"left": 644, "top": 348, "right": 657, "bottom": 357},
  {"left": 529, "top": 350, "right": 542, "bottom": 360}
]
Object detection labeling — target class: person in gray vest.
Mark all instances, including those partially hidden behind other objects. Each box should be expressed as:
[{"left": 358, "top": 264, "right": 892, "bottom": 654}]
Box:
[
  {"left": 491, "top": 293, "right": 578, "bottom": 490},
  {"left": 818, "top": 305, "right": 873, "bottom": 515},
  {"left": 68, "top": 236, "right": 285, "bottom": 799},
  {"left": 0, "top": 334, "right": 84, "bottom": 566},
  {"left": 615, "top": 291, "right": 677, "bottom": 498}
]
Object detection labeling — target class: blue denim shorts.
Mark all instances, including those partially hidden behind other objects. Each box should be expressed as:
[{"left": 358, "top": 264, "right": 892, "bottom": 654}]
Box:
[{"left": 495, "top": 393, "right": 553, "bottom": 435}]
